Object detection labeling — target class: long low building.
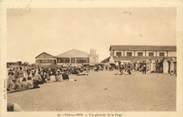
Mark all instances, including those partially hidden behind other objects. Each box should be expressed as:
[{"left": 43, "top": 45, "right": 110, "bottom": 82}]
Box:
[
  {"left": 56, "top": 49, "right": 89, "bottom": 65},
  {"left": 100, "top": 45, "right": 177, "bottom": 74},
  {"left": 35, "top": 52, "right": 57, "bottom": 66},
  {"left": 108, "top": 45, "right": 176, "bottom": 63},
  {"left": 35, "top": 49, "right": 98, "bottom": 66}
]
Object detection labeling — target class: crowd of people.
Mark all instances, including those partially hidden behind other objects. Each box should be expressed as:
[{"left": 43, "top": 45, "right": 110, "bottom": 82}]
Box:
[
  {"left": 7, "top": 64, "right": 90, "bottom": 92},
  {"left": 106, "top": 58, "right": 176, "bottom": 76},
  {"left": 7, "top": 58, "right": 176, "bottom": 92}
]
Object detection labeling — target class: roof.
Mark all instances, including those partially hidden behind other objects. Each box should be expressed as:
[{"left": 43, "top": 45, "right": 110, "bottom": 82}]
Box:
[
  {"left": 109, "top": 45, "right": 176, "bottom": 51},
  {"left": 100, "top": 57, "right": 110, "bottom": 63},
  {"left": 35, "top": 52, "right": 55, "bottom": 59},
  {"left": 57, "top": 49, "right": 89, "bottom": 58}
]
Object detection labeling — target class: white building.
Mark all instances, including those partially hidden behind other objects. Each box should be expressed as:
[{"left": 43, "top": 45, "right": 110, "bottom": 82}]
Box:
[
  {"left": 109, "top": 45, "right": 176, "bottom": 62},
  {"left": 35, "top": 49, "right": 99, "bottom": 66}
]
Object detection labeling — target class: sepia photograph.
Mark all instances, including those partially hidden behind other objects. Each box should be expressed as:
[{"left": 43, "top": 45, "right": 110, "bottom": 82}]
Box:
[{"left": 6, "top": 7, "right": 177, "bottom": 112}]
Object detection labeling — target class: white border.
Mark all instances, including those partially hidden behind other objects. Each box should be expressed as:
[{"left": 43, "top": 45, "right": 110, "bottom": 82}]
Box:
[{"left": 0, "top": 0, "right": 183, "bottom": 117}]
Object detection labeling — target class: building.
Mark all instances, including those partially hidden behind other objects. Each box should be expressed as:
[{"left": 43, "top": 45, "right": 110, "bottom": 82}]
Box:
[
  {"left": 109, "top": 45, "right": 176, "bottom": 63},
  {"left": 57, "top": 49, "right": 89, "bottom": 65},
  {"left": 35, "top": 49, "right": 91, "bottom": 66},
  {"left": 100, "top": 45, "right": 177, "bottom": 73},
  {"left": 35, "top": 52, "right": 57, "bottom": 66}
]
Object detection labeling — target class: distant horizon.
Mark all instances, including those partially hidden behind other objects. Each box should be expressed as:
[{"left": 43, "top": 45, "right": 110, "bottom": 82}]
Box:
[{"left": 7, "top": 8, "right": 176, "bottom": 63}]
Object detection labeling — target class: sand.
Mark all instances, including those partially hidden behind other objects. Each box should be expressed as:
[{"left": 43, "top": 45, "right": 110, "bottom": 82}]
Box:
[{"left": 7, "top": 71, "right": 176, "bottom": 111}]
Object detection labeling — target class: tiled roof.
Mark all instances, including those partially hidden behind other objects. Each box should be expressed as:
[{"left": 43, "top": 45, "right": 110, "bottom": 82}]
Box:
[
  {"left": 57, "top": 49, "right": 89, "bottom": 58},
  {"left": 109, "top": 45, "right": 176, "bottom": 51}
]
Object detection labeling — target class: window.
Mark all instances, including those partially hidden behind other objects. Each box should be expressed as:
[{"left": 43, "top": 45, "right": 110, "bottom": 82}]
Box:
[
  {"left": 126, "top": 52, "right": 132, "bottom": 56},
  {"left": 53, "top": 60, "right": 56, "bottom": 64},
  {"left": 116, "top": 52, "right": 122, "bottom": 57},
  {"left": 36, "top": 60, "right": 40, "bottom": 63},
  {"left": 57, "top": 58, "right": 65, "bottom": 63},
  {"left": 65, "top": 58, "right": 70, "bottom": 63},
  {"left": 77, "top": 59, "right": 87, "bottom": 63},
  {"left": 71, "top": 58, "right": 75, "bottom": 63},
  {"left": 58, "top": 58, "right": 70, "bottom": 63},
  {"left": 137, "top": 52, "right": 143, "bottom": 56},
  {"left": 159, "top": 52, "right": 165, "bottom": 57},
  {"left": 149, "top": 52, "right": 154, "bottom": 57},
  {"left": 57, "top": 58, "right": 61, "bottom": 63}
]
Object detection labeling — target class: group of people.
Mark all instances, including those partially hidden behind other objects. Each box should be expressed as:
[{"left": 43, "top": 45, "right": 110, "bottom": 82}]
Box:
[
  {"left": 118, "top": 62, "right": 132, "bottom": 75},
  {"left": 7, "top": 58, "right": 176, "bottom": 92},
  {"left": 7, "top": 65, "right": 90, "bottom": 92},
  {"left": 111, "top": 58, "right": 176, "bottom": 76}
]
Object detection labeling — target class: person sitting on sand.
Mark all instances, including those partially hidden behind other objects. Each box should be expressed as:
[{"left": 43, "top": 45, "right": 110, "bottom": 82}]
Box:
[
  {"left": 21, "top": 77, "right": 28, "bottom": 89},
  {"left": 55, "top": 71, "right": 61, "bottom": 81},
  {"left": 7, "top": 103, "right": 23, "bottom": 112},
  {"left": 62, "top": 70, "right": 69, "bottom": 80},
  {"left": 32, "top": 73, "right": 40, "bottom": 89},
  {"left": 27, "top": 76, "right": 33, "bottom": 89}
]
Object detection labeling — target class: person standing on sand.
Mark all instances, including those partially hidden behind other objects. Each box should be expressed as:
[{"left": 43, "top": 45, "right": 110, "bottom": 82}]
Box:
[{"left": 142, "top": 62, "right": 147, "bottom": 74}]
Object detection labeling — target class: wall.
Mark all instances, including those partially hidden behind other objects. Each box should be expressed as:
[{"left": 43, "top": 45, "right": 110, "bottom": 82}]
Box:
[{"left": 168, "top": 51, "right": 176, "bottom": 57}]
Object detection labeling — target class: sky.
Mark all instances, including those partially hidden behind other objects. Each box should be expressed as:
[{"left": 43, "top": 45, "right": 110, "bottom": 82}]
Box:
[{"left": 7, "top": 8, "right": 176, "bottom": 63}]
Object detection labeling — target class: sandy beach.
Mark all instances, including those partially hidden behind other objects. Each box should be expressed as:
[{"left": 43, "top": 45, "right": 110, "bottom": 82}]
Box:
[{"left": 7, "top": 71, "right": 176, "bottom": 111}]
